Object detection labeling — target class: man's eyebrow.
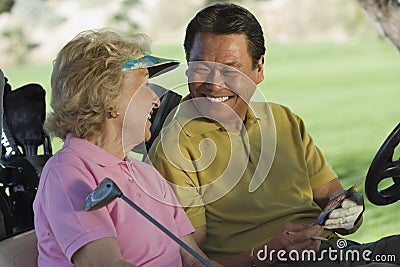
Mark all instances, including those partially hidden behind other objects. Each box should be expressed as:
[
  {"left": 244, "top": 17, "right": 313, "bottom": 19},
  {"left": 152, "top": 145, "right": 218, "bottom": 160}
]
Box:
[
  {"left": 188, "top": 59, "right": 241, "bottom": 69},
  {"left": 222, "top": 60, "right": 240, "bottom": 67},
  {"left": 189, "top": 59, "right": 239, "bottom": 65}
]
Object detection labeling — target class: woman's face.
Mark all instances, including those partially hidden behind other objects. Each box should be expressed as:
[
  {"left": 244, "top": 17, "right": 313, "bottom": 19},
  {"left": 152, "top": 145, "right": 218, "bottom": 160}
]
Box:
[{"left": 120, "top": 69, "right": 160, "bottom": 153}]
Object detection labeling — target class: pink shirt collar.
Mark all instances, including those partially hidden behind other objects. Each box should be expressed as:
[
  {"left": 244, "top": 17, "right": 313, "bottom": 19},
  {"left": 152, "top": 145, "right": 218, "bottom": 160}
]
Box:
[{"left": 64, "top": 133, "right": 125, "bottom": 167}]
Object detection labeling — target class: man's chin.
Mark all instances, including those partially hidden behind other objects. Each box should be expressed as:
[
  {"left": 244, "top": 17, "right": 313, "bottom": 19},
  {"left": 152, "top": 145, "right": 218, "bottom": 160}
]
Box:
[{"left": 199, "top": 109, "right": 242, "bottom": 128}]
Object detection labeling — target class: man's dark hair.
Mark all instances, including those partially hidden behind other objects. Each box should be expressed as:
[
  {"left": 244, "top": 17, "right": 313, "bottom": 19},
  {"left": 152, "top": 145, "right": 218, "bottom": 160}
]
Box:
[{"left": 184, "top": 3, "right": 266, "bottom": 68}]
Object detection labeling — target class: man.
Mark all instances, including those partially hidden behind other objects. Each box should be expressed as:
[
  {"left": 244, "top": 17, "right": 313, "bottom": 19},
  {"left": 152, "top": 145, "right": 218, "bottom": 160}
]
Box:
[{"left": 149, "top": 3, "right": 398, "bottom": 266}]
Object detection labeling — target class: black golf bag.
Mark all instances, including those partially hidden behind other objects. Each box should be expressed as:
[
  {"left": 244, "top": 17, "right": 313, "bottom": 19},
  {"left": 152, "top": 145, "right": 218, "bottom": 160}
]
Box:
[{"left": 0, "top": 71, "right": 52, "bottom": 239}]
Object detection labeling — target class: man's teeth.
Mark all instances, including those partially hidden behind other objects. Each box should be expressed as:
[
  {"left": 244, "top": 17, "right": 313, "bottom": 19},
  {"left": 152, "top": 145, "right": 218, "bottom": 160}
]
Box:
[
  {"left": 206, "top": 96, "right": 229, "bottom": 103},
  {"left": 147, "top": 114, "right": 151, "bottom": 120}
]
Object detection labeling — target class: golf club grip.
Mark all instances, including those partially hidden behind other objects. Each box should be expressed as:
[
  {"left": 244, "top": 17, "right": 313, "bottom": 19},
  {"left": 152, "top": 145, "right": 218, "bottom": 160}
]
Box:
[{"left": 120, "top": 195, "right": 212, "bottom": 267}]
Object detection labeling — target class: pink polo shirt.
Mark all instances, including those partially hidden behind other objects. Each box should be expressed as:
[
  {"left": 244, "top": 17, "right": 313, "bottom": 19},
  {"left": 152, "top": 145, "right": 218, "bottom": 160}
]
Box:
[{"left": 33, "top": 133, "right": 194, "bottom": 267}]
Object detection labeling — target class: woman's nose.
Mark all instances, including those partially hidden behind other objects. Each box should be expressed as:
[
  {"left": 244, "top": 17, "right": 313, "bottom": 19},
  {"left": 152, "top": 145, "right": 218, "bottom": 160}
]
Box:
[{"left": 152, "top": 98, "right": 160, "bottom": 109}]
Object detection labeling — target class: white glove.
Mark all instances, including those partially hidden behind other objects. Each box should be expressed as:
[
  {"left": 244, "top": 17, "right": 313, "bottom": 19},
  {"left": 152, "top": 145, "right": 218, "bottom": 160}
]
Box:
[{"left": 324, "top": 191, "right": 364, "bottom": 230}]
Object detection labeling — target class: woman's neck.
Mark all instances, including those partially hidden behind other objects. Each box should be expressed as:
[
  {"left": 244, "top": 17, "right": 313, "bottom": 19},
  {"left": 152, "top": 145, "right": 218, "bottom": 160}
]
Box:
[{"left": 88, "top": 125, "right": 125, "bottom": 160}]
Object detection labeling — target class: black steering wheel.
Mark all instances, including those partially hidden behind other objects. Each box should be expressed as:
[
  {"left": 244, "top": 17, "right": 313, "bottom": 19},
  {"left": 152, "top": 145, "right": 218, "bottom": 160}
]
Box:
[{"left": 365, "top": 123, "right": 400, "bottom": 205}]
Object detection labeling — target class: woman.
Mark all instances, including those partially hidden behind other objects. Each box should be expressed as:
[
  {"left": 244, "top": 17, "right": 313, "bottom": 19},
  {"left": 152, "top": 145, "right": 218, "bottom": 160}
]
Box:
[{"left": 33, "top": 28, "right": 219, "bottom": 267}]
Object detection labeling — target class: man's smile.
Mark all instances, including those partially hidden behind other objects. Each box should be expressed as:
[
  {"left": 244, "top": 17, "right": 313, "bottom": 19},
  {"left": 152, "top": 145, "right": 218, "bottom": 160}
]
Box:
[{"left": 205, "top": 95, "right": 232, "bottom": 103}]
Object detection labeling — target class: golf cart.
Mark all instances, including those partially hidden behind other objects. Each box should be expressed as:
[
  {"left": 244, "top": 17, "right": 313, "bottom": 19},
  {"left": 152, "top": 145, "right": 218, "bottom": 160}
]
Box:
[{"left": 0, "top": 69, "right": 50, "bottom": 266}]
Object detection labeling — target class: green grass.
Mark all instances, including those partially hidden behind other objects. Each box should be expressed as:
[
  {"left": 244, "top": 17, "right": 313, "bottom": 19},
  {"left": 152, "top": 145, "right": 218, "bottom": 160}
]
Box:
[
  {"left": 3, "top": 40, "right": 400, "bottom": 243},
  {"left": 262, "top": 41, "right": 400, "bottom": 243}
]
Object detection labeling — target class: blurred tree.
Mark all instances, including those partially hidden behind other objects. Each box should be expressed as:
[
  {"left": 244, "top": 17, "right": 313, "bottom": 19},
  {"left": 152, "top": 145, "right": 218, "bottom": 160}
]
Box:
[
  {"left": 0, "top": 0, "right": 14, "bottom": 14},
  {"left": 206, "top": 0, "right": 245, "bottom": 6},
  {"left": 1, "top": 27, "right": 33, "bottom": 64},
  {"left": 108, "top": 0, "right": 140, "bottom": 35},
  {"left": 358, "top": 0, "right": 400, "bottom": 51}
]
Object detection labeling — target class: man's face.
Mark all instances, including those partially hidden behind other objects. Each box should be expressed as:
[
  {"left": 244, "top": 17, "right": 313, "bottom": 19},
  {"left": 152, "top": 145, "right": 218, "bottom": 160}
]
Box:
[{"left": 187, "top": 33, "right": 264, "bottom": 123}]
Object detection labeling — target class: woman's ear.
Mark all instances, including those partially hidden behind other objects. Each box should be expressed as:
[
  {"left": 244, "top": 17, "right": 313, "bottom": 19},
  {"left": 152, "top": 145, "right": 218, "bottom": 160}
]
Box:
[{"left": 107, "top": 106, "right": 120, "bottom": 119}]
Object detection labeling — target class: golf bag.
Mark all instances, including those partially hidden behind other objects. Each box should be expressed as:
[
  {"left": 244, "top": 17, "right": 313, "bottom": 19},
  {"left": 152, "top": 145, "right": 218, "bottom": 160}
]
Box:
[{"left": 0, "top": 72, "right": 52, "bottom": 239}]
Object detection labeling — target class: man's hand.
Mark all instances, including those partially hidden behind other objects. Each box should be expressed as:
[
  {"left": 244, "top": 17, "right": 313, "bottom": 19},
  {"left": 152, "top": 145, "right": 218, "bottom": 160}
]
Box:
[
  {"left": 267, "top": 224, "right": 323, "bottom": 252},
  {"left": 252, "top": 224, "right": 323, "bottom": 265},
  {"left": 324, "top": 191, "right": 364, "bottom": 231}
]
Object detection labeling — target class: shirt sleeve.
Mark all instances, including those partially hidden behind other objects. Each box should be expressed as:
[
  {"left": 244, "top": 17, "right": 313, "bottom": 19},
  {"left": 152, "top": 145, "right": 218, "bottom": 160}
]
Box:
[
  {"left": 157, "top": 171, "right": 195, "bottom": 237},
  {"left": 296, "top": 115, "right": 338, "bottom": 189},
  {"left": 40, "top": 154, "right": 117, "bottom": 262},
  {"left": 148, "top": 135, "right": 206, "bottom": 229}
]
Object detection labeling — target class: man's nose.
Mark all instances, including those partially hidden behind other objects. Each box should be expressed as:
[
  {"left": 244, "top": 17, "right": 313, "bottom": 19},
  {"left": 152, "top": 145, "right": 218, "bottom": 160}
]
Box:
[{"left": 205, "top": 70, "right": 225, "bottom": 90}]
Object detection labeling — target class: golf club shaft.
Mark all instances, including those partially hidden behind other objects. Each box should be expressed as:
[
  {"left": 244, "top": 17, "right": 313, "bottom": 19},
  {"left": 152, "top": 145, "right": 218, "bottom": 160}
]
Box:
[{"left": 120, "top": 195, "right": 212, "bottom": 267}]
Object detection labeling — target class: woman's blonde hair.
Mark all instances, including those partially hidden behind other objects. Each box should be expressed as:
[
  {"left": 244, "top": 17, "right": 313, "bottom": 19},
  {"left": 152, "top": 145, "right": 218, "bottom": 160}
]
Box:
[{"left": 46, "top": 28, "right": 151, "bottom": 140}]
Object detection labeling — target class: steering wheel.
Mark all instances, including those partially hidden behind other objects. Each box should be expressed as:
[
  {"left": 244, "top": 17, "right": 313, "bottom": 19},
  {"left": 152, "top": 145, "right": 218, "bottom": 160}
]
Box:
[{"left": 365, "top": 123, "right": 400, "bottom": 205}]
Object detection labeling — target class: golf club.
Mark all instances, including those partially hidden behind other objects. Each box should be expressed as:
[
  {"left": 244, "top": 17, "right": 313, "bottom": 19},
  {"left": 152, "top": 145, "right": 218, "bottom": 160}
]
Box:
[{"left": 84, "top": 177, "right": 213, "bottom": 267}]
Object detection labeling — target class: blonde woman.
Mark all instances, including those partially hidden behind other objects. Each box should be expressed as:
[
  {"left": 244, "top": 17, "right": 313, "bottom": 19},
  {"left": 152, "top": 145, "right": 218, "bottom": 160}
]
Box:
[{"left": 33, "top": 29, "right": 220, "bottom": 267}]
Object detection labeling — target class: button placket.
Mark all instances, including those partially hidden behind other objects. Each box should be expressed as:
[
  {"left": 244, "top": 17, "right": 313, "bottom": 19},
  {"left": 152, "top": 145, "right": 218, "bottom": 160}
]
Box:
[{"left": 126, "top": 161, "right": 136, "bottom": 183}]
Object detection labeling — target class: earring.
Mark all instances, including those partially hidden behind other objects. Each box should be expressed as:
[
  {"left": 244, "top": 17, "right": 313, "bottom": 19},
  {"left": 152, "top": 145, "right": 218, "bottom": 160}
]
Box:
[{"left": 109, "top": 111, "right": 120, "bottom": 118}]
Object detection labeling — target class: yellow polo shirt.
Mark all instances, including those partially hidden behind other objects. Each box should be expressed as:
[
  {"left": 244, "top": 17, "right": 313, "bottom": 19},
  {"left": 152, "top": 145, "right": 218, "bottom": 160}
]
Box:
[{"left": 149, "top": 99, "right": 337, "bottom": 258}]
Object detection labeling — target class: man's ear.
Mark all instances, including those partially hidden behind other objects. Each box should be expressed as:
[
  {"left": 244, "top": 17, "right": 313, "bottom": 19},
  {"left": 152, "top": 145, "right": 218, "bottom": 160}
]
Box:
[{"left": 255, "top": 56, "right": 264, "bottom": 84}]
